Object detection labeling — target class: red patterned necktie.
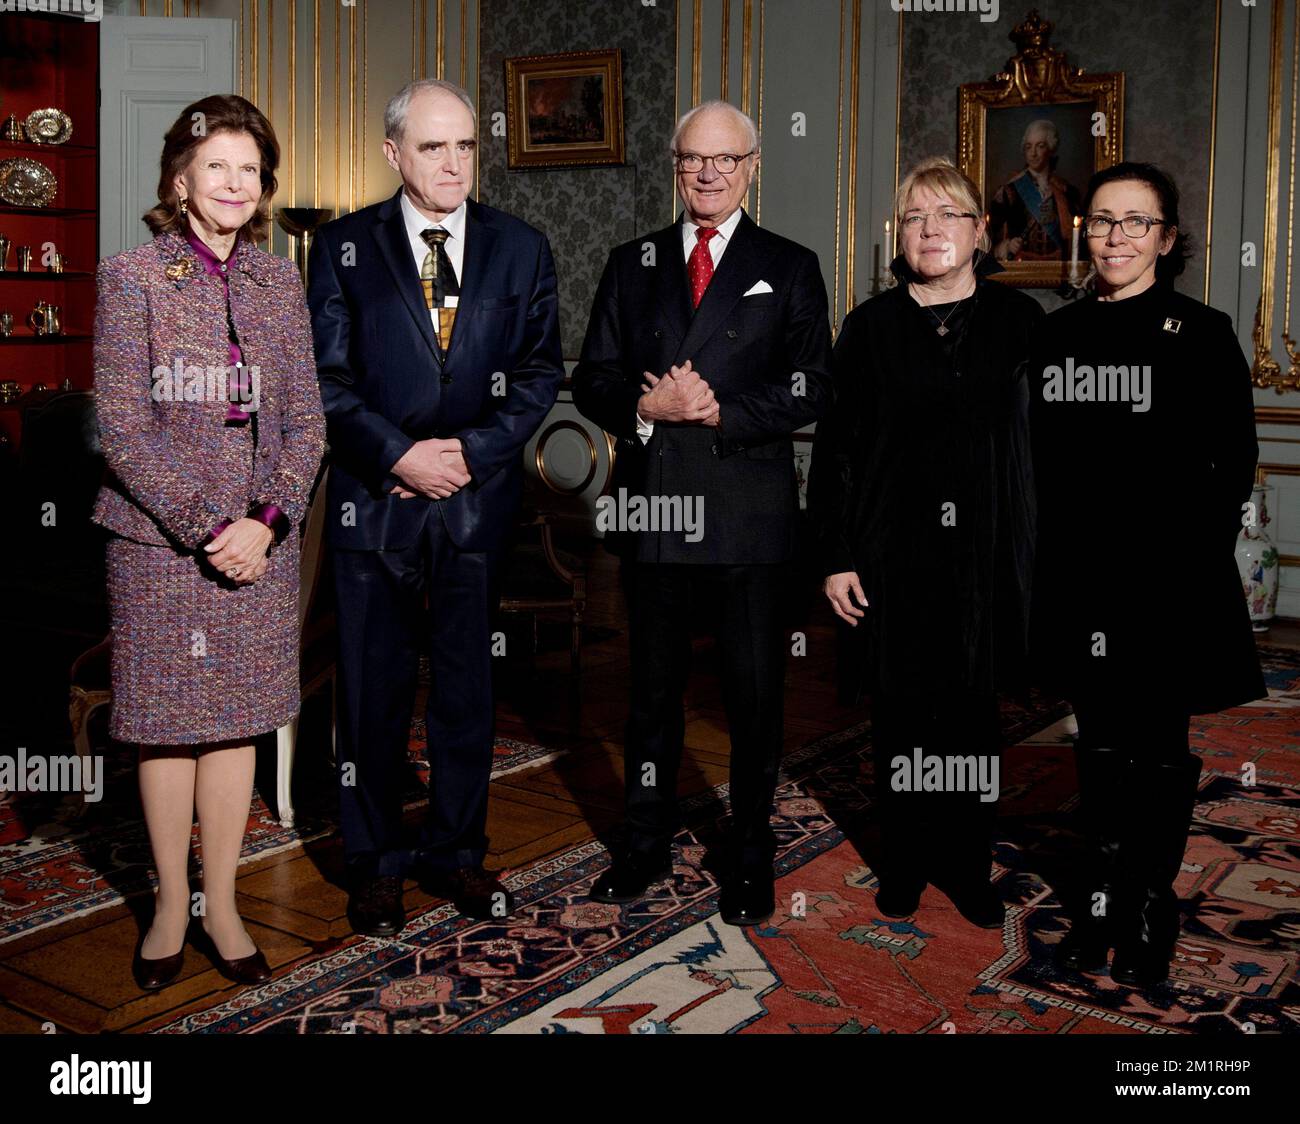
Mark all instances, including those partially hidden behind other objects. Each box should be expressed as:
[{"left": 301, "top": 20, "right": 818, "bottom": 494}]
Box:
[{"left": 688, "top": 226, "right": 720, "bottom": 308}]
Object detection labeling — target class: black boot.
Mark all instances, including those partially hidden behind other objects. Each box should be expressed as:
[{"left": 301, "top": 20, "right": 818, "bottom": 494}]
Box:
[
  {"left": 929, "top": 794, "right": 1005, "bottom": 930},
  {"left": 1110, "top": 753, "right": 1203, "bottom": 988},
  {"left": 1056, "top": 743, "right": 1131, "bottom": 973}
]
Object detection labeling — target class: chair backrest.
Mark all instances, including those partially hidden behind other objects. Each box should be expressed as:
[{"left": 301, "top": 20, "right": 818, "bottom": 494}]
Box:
[
  {"left": 298, "top": 464, "right": 329, "bottom": 632},
  {"left": 18, "top": 389, "right": 103, "bottom": 556}
]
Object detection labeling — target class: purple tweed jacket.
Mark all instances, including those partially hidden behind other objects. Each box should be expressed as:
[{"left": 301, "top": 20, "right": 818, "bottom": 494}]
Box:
[{"left": 92, "top": 232, "right": 325, "bottom": 550}]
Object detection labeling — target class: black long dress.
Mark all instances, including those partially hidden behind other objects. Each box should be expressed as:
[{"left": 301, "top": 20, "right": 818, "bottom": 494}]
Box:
[
  {"left": 1028, "top": 283, "right": 1264, "bottom": 721},
  {"left": 808, "top": 256, "right": 1044, "bottom": 699},
  {"left": 807, "top": 256, "right": 1044, "bottom": 888}
]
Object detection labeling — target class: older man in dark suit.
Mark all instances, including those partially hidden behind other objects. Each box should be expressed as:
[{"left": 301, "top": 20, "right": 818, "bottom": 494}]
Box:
[
  {"left": 309, "top": 79, "right": 563, "bottom": 934},
  {"left": 573, "top": 100, "right": 832, "bottom": 925}
]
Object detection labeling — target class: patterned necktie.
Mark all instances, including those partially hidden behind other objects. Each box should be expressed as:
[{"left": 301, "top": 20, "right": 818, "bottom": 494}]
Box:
[
  {"left": 419, "top": 226, "right": 460, "bottom": 351},
  {"left": 688, "top": 226, "right": 720, "bottom": 309}
]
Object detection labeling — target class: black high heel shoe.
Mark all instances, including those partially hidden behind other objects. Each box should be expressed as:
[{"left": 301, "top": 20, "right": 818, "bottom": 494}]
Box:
[
  {"left": 131, "top": 927, "right": 187, "bottom": 991},
  {"left": 191, "top": 921, "right": 272, "bottom": 986}
]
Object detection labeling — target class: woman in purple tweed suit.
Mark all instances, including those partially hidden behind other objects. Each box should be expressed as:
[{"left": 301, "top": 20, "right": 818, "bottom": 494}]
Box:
[{"left": 92, "top": 95, "right": 324, "bottom": 992}]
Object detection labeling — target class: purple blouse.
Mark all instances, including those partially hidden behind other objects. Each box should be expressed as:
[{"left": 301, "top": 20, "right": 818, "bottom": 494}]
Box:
[
  {"left": 185, "top": 226, "right": 250, "bottom": 422},
  {"left": 186, "top": 224, "right": 290, "bottom": 546}
]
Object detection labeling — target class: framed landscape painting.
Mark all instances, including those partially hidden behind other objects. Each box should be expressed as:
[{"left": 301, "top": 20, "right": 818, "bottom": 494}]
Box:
[{"left": 504, "top": 49, "right": 626, "bottom": 171}]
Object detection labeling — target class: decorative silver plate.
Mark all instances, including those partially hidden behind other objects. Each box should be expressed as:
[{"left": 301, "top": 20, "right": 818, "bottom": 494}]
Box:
[
  {"left": 0, "top": 158, "right": 58, "bottom": 207},
  {"left": 23, "top": 108, "right": 72, "bottom": 146}
]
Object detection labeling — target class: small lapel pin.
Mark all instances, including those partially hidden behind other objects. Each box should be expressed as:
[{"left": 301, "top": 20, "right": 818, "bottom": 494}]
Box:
[{"left": 1163, "top": 318, "right": 1182, "bottom": 333}]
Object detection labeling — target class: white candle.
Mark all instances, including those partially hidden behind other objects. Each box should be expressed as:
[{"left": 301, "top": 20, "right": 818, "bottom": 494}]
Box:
[{"left": 1071, "top": 215, "right": 1081, "bottom": 273}]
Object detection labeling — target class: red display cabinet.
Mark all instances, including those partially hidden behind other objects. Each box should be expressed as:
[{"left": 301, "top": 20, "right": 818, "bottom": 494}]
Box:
[{"left": 0, "top": 9, "right": 99, "bottom": 422}]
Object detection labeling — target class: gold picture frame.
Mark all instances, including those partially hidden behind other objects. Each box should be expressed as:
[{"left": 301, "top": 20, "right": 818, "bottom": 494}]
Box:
[
  {"left": 958, "top": 10, "right": 1124, "bottom": 288},
  {"left": 504, "top": 49, "right": 626, "bottom": 171}
]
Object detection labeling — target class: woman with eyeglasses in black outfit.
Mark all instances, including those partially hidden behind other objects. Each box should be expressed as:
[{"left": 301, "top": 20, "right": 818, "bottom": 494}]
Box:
[
  {"left": 1029, "top": 162, "right": 1263, "bottom": 988},
  {"left": 809, "top": 158, "right": 1043, "bottom": 931}
]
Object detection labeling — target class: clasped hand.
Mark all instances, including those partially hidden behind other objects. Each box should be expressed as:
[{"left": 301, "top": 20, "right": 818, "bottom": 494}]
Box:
[
  {"left": 638, "top": 359, "right": 721, "bottom": 427},
  {"left": 390, "top": 437, "right": 471, "bottom": 499},
  {"left": 205, "top": 518, "right": 274, "bottom": 585}
]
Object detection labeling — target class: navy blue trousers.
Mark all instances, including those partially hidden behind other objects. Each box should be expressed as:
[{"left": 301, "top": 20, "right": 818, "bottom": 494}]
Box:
[{"left": 333, "top": 506, "right": 497, "bottom": 882}]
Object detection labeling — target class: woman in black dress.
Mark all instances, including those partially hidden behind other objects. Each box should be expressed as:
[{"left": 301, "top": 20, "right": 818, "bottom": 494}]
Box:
[
  {"left": 808, "top": 157, "right": 1043, "bottom": 929},
  {"left": 1030, "top": 162, "right": 1263, "bottom": 987}
]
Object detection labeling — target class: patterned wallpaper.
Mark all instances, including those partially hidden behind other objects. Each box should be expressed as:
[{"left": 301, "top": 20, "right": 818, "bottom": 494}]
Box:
[
  {"left": 478, "top": 0, "right": 679, "bottom": 357},
  {"left": 901, "top": 1, "right": 1216, "bottom": 311}
]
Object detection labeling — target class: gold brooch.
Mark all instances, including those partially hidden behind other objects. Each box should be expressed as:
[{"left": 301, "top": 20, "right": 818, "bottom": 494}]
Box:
[{"left": 165, "top": 258, "right": 197, "bottom": 283}]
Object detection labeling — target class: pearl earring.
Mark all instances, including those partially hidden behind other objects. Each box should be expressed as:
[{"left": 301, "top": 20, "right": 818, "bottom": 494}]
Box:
[{"left": 179, "top": 197, "right": 188, "bottom": 216}]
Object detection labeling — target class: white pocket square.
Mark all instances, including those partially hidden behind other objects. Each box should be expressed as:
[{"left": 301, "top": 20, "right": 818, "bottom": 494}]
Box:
[{"left": 742, "top": 280, "right": 774, "bottom": 296}]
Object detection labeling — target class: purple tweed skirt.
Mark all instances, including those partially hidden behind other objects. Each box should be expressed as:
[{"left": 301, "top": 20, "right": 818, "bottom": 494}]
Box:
[{"left": 105, "top": 530, "right": 301, "bottom": 746}]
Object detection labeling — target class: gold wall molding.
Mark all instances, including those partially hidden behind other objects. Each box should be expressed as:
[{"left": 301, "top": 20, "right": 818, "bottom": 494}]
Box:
[
  {"left": 741, "top": 0, "right": 753, "bottom": 116},
  {"left": 362, "top": 0, "right": 367, "bottom": 205},
  {"left": 267, "top": 0, "right": 274, "bottom": 147},
  {"left": 288, "top": 0, "right": 296, "bottom": 210},
  {"left": 1257, "top": 407, "right": 1300, "bottom": 424},
  {"left": 833, "top": 0, "right": 845, "bottom": 327},
  {"left": 845, "top": 0, "right": 860, "bottom": 320},
  {"left": 755, "top": 0, "right": 764, "bottom": 224},
  {"left": 250, "top": 0, "right": 258, "bottom": 106},
  {"left": 334, "top": 0, "right": 340, "bottom": 214},
  {"left": 1252, "top": 0, "right": 1300, "bottom": 393},
  {"left": 1205, "top": 0, "right": 1222, "bottom": 304},
  {"left": 721, "top": 0, "right": 730, "bottom": 102},
  {"left": 349, "top": 2, "right": 356, "bottom": 213},
  {"left": 313, "top": 0, "right": 320, "bottom": 209},
  {"left": 892, "top": 7, "right": 901, "bottom": 261},
  {"left": 692, "top": 0, "right": 702, "bottom": 106}
]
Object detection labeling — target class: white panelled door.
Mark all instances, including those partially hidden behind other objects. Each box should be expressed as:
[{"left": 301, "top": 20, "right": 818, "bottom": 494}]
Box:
[{"left": 99, "top": 15, "right": 235, "bottom": 259}]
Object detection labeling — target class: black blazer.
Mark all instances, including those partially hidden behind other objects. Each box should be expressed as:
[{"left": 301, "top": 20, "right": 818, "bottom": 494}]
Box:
[
  {"left": 308, "top": 191, "right": 564, "bottom": 552},
  {"left": 572, "top": 211, "right": 832, "bottom": 564}
]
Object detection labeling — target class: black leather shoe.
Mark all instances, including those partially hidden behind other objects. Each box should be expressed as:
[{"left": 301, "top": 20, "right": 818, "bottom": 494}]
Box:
[
  {"left": 131, "top": 930, "right": 186, "bottom": 991},
  {"left": 719, "top": 868, "right": 775, "bottom": 927},
  {"left": 421, "top": 866, "right": 514, "bottom": 921},
  {"left": 1056, "top": 921, "right": 1112, "bottom": 973},
  {"left": 347, "top": 874, "right": 406, "bottom": 937},
  {"left": 874, "top": 878, "right": 924, "bottom": 919},
  {"left": 589, "top": 852, "right": 673, "bottom": 904},
  {"left": 191, "top": 923, "right": 272, "bottom": 986},
  {"left": 934, "top": 878, "right": 1005, "bottom": 929}
]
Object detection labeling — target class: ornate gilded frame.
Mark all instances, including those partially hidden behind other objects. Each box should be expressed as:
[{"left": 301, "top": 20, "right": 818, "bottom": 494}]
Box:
[
  {"left": 958, "top": 10, "right": 1124, "bottom": 288},
  {"left": 504, "top": 49, "right": 626, "bottom": 171}
]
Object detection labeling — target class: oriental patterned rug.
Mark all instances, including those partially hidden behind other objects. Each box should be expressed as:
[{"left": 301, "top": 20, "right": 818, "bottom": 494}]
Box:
[
  {"left": 0, "top": 724, "right": 560, "bottom": 944},
  {"left": 150, "top": 650, "right": 1300, "bottom": 1035}
]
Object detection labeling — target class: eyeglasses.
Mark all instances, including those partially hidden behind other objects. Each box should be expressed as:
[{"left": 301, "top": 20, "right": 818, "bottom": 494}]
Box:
[
  {"left": 674, "top": 151, "right": 755, "bottom": 174},
  {"left": 1084, "top": 214, "right": 1167, "bottom": 238},
  {"left": 900, "top": 210, "right": 978, "bottom": 230}
]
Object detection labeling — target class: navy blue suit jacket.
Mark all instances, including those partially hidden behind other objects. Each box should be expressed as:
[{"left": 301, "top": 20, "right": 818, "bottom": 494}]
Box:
[{"left": 308, "top": 191, "right": 564, "bottom": 552}]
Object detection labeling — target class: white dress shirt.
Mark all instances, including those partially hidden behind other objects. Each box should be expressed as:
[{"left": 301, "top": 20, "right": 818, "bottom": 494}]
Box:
[
  {"left": 400, "top": 190, "right": 466, "bottom": 337},
  {"left": 636, "top": 206, "right": 747, "bottom": 442}
]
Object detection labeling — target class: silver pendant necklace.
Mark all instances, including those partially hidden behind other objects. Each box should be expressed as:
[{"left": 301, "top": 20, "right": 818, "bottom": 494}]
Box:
[{"left": 911, "top": 281, "right": 973, "bottom": 336}]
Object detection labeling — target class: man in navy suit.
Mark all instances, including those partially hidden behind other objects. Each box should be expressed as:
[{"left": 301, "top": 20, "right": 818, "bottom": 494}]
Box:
[
  {"left": 573, "top": 101, "right": 832, "bottom": 925},
  {"left": 308, "top": 79, "right": 563, "bottom": 933}
]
